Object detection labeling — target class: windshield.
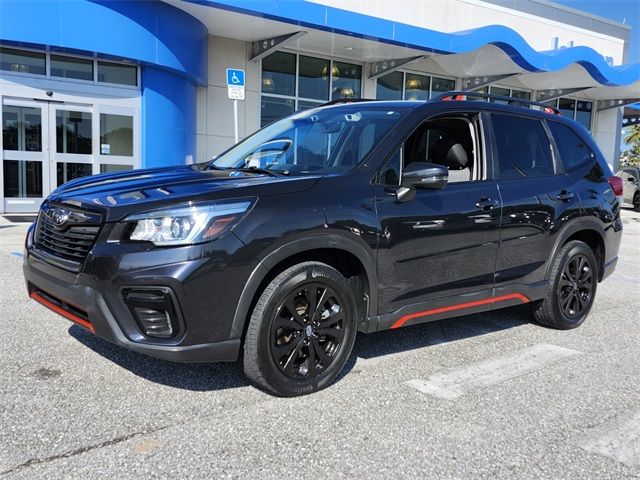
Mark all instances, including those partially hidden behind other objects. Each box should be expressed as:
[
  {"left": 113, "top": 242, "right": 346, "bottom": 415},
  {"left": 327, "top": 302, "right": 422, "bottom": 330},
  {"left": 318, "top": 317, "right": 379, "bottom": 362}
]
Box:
[{"left": 208, "top": 105, "right": 409, "bottom": 175}]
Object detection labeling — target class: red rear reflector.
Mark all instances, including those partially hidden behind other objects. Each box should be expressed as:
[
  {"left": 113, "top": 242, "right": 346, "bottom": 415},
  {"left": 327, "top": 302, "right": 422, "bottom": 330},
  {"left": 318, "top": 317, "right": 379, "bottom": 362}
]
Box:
[
  {"left": 608, "top": 176, "right": 623, "bottom": 197},
  {"left": 543, "top": 106, "right": 561, "bottom": 115}
]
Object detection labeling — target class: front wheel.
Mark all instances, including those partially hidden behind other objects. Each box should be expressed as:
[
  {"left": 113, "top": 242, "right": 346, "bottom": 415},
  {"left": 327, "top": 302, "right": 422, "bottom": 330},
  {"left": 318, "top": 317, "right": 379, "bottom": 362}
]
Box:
[
  {"left": 633, "top": 192, "right": 640, "bottom": 212},
  {"left": 243, "top": 262, "right": 358, "bottom": 396},
  {"left": 532, "top": 240, "right": 598, "bottom": 330}
]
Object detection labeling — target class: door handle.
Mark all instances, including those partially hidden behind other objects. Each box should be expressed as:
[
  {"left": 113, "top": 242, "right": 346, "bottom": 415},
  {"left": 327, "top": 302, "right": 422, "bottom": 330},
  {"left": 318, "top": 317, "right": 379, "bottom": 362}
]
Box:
[
  {"left": 557, "top": 190, "right": 574, "bottom": 202},
  {"left": 475, "top": 197, "right": 498, "bottom": 211}
]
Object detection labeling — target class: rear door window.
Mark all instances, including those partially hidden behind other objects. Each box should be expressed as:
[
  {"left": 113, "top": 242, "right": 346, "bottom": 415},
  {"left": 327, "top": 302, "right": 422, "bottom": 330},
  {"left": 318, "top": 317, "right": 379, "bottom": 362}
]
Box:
[
  {"left": 491, "top": 114, "right": 554, "bottom": 179},
  {"left": 547, "top": 121, "right": 594, "bottom": 170}
]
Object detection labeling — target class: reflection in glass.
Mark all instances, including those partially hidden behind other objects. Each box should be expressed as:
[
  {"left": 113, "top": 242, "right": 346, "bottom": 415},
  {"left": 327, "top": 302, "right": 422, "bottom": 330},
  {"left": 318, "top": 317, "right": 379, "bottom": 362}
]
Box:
[
  {"left": 332, "top": 62, "right": 361, "bottom": 99},
  {"left": 100, "top": 114, "right": 133, "bottom": 156},
  {"left": 430, "top": 77, "right": 455, "bottom": 97},
  {"left": 2, "top": 105, "right": 42, "bottom": 151},
  {"left": 57, "top": 162, "right": 92, "bottom": 186},
  {"left": 100, "top": 164, "right": 133, "bottom": 174},
  {"left": 51, "top": 55, "right": 93, "bottom": 81},
  {"left": 260, "top": 96, "right": 295, "bottom": 127},
  {"left": 3, "top": 160, "right": 42, "bottom": 197},
  {"left": 0, "top": 47, "right": 45, "bottom": 75},
  {"left": 297, "top": 100, "right": 323, "bottom": 112},
  {"left": 298, "top": 56, "right": 329, "bottom": 101},
  {"left": 261, "top": 52, "right": 295, "bottom": 97},
  {"left": 57, "top": 111, "right": 92, "bottom": 154},
  {"left": 404, "top": 73, "right": 430, "bottom": 100},
  {"left": 97, "top": 61, "right": 137, "bottom": 86},
  {"left": 376, "top": 72, "right": 403, "bottom": 100},
  {"left": 558, "top": 98, "right": 576, "bottom": 118},
  {"left": 575, "top": 100, "right": 593, "bottom": 130}
]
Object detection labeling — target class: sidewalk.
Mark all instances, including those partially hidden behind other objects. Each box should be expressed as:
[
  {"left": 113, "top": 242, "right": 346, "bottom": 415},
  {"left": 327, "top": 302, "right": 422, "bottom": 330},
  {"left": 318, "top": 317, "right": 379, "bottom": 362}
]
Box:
[{"left": 0, "top": 216, "right": 33, "bottom": 257}]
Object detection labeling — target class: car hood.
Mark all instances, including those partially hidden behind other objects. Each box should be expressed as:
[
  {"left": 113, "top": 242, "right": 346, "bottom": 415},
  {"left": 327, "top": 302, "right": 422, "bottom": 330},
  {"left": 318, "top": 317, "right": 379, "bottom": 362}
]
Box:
[{"left": 47, "top": 165, "right": 321, "bottom": 222}]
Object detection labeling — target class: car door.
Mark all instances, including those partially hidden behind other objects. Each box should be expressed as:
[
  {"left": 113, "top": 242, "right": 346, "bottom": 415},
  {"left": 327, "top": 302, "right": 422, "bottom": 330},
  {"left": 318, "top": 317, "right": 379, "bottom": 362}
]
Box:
[
  {"left": 622, "top": 168, "right": 638, "bottom": 203},
  {"left": 374, "top": 113, "right": 501, "bottom": 315},
  {"left": 490, "top": 114, "right": 583, "bottom": 291}
]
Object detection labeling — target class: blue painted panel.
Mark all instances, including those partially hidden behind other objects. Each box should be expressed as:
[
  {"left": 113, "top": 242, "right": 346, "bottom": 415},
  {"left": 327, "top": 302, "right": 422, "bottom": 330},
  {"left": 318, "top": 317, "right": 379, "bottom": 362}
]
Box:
[
  {"left": 141, "top": 66, "right": 197, "bottom": 168},
  {"left": 187, "top": 0, "right": 640, "bottom": 87},
  {"left": 0, "top": 0, "right": 208, "bottom": 84}
]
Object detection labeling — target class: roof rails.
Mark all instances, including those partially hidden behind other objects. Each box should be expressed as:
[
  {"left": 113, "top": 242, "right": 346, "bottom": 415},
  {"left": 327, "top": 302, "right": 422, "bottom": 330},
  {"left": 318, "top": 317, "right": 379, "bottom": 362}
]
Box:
[
  {"left": 436, "top": 91, "right": 563, "bottom": 115},
  {"left": 322, "top": 98, "right": 377, "bottom": 106}
]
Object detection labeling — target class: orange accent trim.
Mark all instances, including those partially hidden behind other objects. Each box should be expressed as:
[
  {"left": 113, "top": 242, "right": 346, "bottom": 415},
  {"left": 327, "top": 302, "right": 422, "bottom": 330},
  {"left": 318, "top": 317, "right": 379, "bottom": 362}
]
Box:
[
  {"left": 30, "top": 292, "right": 95, "bottom": 333},
  {"left": 390, "top": 293, "right": 530, "bottom": 329}
]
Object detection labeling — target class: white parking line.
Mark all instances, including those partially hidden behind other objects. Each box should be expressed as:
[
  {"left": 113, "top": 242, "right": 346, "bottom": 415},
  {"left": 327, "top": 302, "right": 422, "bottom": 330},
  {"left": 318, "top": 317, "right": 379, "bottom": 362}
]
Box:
[
  {"left": 576, "top": 408, "right": 640, "bottom": 467},
  {"left": 406, "top": 343, "right": 580, "bottom": 399}
]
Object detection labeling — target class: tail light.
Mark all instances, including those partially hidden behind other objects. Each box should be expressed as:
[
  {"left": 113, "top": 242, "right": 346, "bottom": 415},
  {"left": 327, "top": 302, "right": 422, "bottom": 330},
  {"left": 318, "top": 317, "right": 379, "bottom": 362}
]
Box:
[{"left": 608, "top": 176, "right": 623, "bottom": 197}]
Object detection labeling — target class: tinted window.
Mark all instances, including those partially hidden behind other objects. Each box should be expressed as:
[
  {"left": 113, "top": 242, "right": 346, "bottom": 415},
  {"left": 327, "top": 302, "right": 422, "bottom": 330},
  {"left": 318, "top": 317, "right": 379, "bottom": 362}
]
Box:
[
  {"left": 548, "top": 122, "right": 593, "bottom": 170},
  {"left": 492, "top": 114, "right": 554, "bottom": 179},
  {"left": 379, "top": 148, "right": 401, "bottom": 186}
]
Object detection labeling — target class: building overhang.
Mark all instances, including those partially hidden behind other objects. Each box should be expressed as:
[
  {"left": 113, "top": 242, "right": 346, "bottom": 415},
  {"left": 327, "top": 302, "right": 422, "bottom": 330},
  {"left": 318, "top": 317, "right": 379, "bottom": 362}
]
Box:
[{"left": 166, "top": 0, "right": 640, "bottom": 100}]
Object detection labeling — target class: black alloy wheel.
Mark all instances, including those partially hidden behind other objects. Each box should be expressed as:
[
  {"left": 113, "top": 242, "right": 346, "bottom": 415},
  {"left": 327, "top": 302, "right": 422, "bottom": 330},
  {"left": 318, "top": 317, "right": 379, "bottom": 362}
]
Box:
[
  {"left": 557, "top": 254, "right": 593, "bottom": 319},
  {"left": 270, "top": 283, "right": 345, "bottom": 379}
]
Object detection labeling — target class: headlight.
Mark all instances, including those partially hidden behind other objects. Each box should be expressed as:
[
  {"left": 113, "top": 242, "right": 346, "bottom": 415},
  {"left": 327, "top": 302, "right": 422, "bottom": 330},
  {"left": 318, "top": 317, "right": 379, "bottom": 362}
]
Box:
[{"left": 124, "top": 199, "right": 254, "bottom": 246}]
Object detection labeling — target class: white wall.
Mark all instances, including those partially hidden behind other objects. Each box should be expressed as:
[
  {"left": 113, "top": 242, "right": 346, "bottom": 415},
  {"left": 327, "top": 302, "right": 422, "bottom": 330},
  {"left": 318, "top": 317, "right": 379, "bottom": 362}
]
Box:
[
  {"left": 593, "top": 107, "right": 623, "bottom": 171},
  {"left": 196, "top": 36, "right": 261, "bottom": 162},
  {"left": 307, "top": 0, "right": 626, "bottom": 65}
]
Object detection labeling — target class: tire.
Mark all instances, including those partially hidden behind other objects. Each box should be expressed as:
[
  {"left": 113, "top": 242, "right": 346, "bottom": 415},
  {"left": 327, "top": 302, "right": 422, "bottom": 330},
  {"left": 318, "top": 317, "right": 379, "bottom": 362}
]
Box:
[
  {"left": 532, "top": 240, "right": 598, "bottom": 330},
  {"left": 243, "top": 261, "right": 358, "bottom": 396},
  {"left": 633, "top": 192, "right": 640, "bottom": 212}
]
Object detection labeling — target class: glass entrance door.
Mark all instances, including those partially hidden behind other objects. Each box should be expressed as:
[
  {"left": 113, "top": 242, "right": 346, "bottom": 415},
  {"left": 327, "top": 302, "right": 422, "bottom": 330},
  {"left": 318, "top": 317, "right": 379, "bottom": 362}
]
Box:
[
  {"left": 1, "top": 98, "right": 138, "bottom": 213},
  {"left": 1, "top": 99, "right": 49, "bottom": 213}
]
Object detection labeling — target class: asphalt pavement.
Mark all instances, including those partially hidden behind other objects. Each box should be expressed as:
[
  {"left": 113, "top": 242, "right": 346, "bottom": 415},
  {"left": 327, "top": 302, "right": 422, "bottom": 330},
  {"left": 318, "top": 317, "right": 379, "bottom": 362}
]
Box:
[{"left": 0, "top": 209, "right": 639, "bottom": 479}]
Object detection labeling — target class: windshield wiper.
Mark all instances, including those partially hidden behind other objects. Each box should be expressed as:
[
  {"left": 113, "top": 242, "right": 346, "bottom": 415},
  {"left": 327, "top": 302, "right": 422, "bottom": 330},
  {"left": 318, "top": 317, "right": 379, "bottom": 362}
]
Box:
[{"left": 235, "top": 166, "right": 289, "bottom": 176}]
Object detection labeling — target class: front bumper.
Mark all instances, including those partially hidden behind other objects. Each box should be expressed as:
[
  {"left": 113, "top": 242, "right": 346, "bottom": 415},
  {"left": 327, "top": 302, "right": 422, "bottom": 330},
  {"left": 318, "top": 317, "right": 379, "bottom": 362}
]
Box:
[{"left": 23, "top": 226, "right": 257, "bottom": 363}]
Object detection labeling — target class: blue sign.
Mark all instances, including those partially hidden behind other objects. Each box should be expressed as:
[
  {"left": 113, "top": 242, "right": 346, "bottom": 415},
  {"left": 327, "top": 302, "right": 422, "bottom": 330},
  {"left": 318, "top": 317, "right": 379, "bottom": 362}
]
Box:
[{"left": 226, "top": 68, "right": 245, "bottom": 87}]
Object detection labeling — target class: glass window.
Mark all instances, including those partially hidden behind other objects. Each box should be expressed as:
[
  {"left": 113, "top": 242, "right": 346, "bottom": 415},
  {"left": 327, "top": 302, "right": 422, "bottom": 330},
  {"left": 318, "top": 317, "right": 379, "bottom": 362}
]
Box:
[
  {"left": 100, "top": 164, "right": 133, "bottom": 174},
  {"left": 261, "top": 96, "right": 295, "bottom": 127},
  {"left": 404, "top": 73, "right": 430, "bottom": 100},
  {"left": 100, "top": 114, "right": 133, "bottom": 156},
  {"left": 575, "top": 100, "right": 593, "bottom": 130},
  {"left": 511, "top": 90, "right": 531, "bottom": 100},
  {"left": 297, "top": 99, "right": 323, "bottom": 112},
  {"left": 376, "top": 72, "right": 403, "bottom": 100},
  {"left": 379, "top": 149, "right": 402, "bottom": 186},
  {"left": 489, "top": 86, "right": 511, "bottom": 104},
  {"left": 548, "top": 121, "right": 593, "bottom": 170},
  {"left": 491, "top": 114, "right": 554, "bottom": 179},
  {"left": 298, "top": 56, "right": 329, "bottom": 101},
  {"left": 56, "top": 110, "right": 92, "bottom": 154},
  {"left": 50, "top": 55, "right": 93, "bottom": 81},
  {"left": 57, "top": 162, "right": 92, "bottom": 185},
  {"left": 261, "top": 51, "right": 295, "bottom": 97},
  {"left": 430, "top": 77, "right": 455, "bottom": 97},
  {"left": 2, "top": 105, "right": 42, "bottom": 152},
  {"left": 212, "top": 107, "right": 409, "bottom": 175},
  {"left": 97, "top": 61, "right": 137, "bottom": 86},
  {"left": 0, "top": 47, "right": 45, "bottom": 75},
  {"left": 332, "top": 62, "right": 361, "bottom": 99},
  {"left": 558, "top": 98, "right": 576, "bottom": 118},
  {"left": 3, "top": 160, "right": 42, "bottom": 197}
]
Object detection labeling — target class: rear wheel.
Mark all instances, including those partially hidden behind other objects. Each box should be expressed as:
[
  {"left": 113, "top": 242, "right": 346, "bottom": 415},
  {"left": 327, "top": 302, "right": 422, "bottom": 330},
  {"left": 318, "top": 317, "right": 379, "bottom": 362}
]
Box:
[
  {"left": 243, "top": 262, "right": 357, "bottom": 396},
  {"left": 532, "top": 240, "right": 598, "bottom": 329}
]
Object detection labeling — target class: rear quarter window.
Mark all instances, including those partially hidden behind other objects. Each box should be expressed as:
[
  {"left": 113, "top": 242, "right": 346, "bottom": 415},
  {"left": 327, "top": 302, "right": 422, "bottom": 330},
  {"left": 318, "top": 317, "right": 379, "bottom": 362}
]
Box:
[{"left": 547, "top": 121, "right": 594, "bottom": 170}]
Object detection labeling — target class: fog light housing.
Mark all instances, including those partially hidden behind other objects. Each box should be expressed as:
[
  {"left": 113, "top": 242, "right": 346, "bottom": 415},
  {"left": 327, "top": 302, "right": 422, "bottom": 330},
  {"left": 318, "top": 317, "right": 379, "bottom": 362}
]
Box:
[{"left": 122, "top": 287, "right": 181, "bottom": 339}]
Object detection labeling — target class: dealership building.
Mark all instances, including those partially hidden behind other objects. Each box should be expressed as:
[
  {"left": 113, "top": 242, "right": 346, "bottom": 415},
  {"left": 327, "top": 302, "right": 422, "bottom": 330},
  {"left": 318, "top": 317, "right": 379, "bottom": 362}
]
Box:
[{"left": 0, "top": 0, "right": 639, "bottom": 213}]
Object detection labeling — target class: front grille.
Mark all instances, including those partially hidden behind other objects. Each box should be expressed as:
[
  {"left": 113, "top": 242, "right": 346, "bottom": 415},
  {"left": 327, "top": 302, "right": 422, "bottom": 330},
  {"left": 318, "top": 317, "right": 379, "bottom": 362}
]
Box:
[{"left": 34, "top": 203, "right": 102, "bottom": 267}]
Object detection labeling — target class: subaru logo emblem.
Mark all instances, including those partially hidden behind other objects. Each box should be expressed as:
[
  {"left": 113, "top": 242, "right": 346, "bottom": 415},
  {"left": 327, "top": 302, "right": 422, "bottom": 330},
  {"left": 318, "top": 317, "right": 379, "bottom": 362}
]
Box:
[{"left": 51, "top": 208, "right": 70, "bottom": 227}]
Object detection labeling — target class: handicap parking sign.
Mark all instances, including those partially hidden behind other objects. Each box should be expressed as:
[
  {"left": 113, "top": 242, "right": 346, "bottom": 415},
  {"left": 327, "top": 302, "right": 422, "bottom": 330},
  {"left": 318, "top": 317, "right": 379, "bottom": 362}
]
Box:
[{"left": 226, "top": 68, "right": 245, "bottom": 100}]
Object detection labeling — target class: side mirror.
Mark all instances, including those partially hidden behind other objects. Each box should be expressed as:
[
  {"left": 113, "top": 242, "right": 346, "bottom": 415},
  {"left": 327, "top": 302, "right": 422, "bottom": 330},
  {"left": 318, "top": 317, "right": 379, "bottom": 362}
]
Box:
[
  {"left": 402, "top": 162, "right": 448, "bottom": 190},
  {"left": 396, "top": 162, "right": 448, "bottom": 202}
]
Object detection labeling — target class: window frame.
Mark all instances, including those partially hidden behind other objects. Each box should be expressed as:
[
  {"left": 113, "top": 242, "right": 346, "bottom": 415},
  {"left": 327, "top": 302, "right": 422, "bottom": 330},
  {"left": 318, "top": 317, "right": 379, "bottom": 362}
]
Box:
[
  {"left": 374, "top": 111, "right": 487, "bottom": 187},
  {"left": 375, "top": 69, "right": 457, "bottom": 101}
]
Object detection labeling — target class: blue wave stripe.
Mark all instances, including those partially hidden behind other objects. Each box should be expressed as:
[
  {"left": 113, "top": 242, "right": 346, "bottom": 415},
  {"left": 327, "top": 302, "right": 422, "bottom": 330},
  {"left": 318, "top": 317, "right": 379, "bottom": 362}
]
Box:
[{"left": 184, "top": 0, "right": 640, "bottom": 87}]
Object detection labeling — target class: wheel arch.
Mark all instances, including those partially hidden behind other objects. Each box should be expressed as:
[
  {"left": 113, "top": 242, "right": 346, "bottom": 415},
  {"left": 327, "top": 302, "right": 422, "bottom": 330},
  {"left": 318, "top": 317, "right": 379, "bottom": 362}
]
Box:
[
  {"left": 230, "top": 235, "right": 377, "bottom": 341},
  {"left": 546, "top": 218, "right": 606, "bottom": 282}
]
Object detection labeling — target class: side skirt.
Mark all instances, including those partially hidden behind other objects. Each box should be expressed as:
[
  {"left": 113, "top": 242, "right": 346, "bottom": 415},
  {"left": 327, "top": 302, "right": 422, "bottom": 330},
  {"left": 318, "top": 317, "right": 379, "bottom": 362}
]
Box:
[{"left": 362, "top": 280, "right": 549, "bottom": 333}]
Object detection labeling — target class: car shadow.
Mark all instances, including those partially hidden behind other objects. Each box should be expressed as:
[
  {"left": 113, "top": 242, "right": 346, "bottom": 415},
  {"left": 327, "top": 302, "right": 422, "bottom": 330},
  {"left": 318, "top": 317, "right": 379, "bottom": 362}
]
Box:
[{"left": 69, "top": 305, "right": 531, "bottom": 392}]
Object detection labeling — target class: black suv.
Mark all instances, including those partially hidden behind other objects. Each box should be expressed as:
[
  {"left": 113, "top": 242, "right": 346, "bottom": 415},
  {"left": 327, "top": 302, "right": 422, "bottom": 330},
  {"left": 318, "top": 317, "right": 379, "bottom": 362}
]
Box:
[{"left": 23, "top": 92, "right": 623, "bottom": 396}]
